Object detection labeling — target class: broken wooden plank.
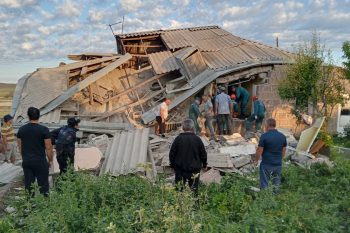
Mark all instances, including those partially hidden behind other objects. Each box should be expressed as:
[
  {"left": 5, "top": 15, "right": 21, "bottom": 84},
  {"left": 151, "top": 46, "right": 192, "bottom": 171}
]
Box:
[
  {"left": 36, "top": 54, "right": 132, "bottom": 119},
  {"left": 101, "top": 73, "right": 167, "bottom": 104}
]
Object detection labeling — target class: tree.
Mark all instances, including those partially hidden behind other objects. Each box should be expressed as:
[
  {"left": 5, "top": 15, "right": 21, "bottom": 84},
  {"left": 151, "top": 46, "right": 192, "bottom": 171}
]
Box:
[
  {"left": 342, "top": 41, "right": 350, "bottom": 79},
  {"left": 278, "top": 33, "right": 347, "bottom": 131}
]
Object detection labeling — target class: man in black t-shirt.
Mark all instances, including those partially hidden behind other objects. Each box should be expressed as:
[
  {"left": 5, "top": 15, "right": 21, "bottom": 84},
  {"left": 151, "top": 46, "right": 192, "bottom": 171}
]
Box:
[{"left": 17, "top": 107, "right": 53, "bottom": 196}]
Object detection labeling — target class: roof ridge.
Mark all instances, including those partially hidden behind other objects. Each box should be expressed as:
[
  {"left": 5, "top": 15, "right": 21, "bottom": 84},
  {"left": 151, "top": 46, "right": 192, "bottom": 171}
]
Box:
[{"left": 117, "top": 25, "right": 220, "bottom": 38}]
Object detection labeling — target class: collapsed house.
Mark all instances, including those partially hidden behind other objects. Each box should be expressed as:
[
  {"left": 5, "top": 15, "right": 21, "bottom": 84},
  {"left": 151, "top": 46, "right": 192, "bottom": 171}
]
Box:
[
  {"left": 5, "top": 25, "right": 334, "bottom": 181},
  {"left": 12, "top": 25, "right": 296, "bottom": 133}
]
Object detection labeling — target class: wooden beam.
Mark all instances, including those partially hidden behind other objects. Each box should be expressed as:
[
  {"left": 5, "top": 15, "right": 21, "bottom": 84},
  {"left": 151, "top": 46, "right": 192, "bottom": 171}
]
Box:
[
  {"left": 121, "top": 35, "right": 160, "bottom": 41},
  {"left": 101, "top": 73, "right": 167, "bottom": 104},
  {"left": 123, "top": 44, "right": 163, "bottom": 48},
  {"left": 62, "top": 56, "right": 120, "bottom": 71},
  {"left": 37, "top": 54, "right": 132, "bottom": 118},
  {"left": 92, "top": 89, "right": 165, "bottom": 122}
]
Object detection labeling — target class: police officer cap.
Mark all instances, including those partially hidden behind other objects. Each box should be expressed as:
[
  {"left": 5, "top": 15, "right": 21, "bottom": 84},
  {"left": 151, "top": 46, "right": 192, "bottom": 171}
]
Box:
[
  {"left": 3, "top": 114, "right": 13, "bottom": 122},
  {"left": 67, "top": 117, "right": 80, "bottom": 127}
]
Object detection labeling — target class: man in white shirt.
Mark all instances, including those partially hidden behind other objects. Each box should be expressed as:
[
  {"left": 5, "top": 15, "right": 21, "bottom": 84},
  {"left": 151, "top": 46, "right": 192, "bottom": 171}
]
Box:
[{"left": 155, "top": 98, "right": 171, "bottom": 137}]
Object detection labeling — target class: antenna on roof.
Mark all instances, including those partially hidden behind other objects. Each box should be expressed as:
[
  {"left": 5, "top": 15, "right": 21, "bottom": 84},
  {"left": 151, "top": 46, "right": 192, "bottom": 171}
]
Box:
[{"left": 108, "top": 16, "right": 125, "bottom": 36}]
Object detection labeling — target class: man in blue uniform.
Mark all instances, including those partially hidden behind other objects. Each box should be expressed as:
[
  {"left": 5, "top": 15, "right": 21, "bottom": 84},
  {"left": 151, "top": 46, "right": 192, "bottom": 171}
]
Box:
[
  {"left": 232, "top": 86, "right": 250, "bottom": 118},
  {"left": 247, "top": 95, "right": 266, "bottom": 132},
  {"left": 51, "top": 118, "right": 80, "bottom": 174},
  {"left": 254, "top": 118, "right": 287, "bottom": 192}
]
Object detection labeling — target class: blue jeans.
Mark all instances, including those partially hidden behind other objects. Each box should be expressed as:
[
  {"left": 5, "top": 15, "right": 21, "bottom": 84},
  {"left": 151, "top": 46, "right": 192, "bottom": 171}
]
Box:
[{"left": 260, "top": 163, "right": 282, "bottom": 191}]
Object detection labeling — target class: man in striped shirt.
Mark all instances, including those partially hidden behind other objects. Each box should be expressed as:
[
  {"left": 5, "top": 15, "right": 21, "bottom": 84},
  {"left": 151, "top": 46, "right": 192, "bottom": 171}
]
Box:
[{"left": 1, "top": 114, "right": 16, "bottom": 164}]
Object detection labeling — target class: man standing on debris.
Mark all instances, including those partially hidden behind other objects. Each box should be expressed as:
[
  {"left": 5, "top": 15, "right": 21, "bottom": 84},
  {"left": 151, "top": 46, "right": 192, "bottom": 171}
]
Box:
[
  {"left": 215, "top": 86, "right": 233, "bottom": 135},
  {"left": 246, "top": 96, "right": 266, "bottom": 132},
  {"left": 155, "top": 98, "right": 171, "bottom": 137},
  {"left": 254, "top": 118, "right": 287, "bottom": 192},
  {"left": 51, "top": 118, "right": 80, "bottom": 174},
  {"left": 17, "top": 107, "right": 53, "bottom": 196},
  {"left": 169, "top": 119, "right": 207, "bottom": 196},
  {"left": 202, "top": 95, "right": 216, "bottom": 140},
  {"left": 232, "top": 85, "right": 250, "bottom": 118},
  {"left": 1, "top": 114, "right": 16, "bottom": 164},
  {"left": 189, "top": 97, "right": 201, "bottom": 134},
  {"left": 230, "top": 94, "right": 239, "bottom": 118}
]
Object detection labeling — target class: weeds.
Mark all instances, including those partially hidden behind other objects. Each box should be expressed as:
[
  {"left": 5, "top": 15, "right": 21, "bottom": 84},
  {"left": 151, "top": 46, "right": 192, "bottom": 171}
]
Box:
[{"left": 2, "top": 156, "right": 350, "bottom": 232}]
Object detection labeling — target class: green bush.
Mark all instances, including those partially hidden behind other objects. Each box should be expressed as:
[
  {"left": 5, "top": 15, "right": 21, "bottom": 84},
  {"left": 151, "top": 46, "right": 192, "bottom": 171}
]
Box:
[{"left": 2, "top": 158, "right": 350, "bottom": 232}]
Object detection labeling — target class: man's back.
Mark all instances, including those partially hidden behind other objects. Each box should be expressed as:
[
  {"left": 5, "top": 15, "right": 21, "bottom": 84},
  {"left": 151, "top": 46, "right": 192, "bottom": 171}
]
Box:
[
  {"left": 169, "top": 132, "right": 207, "bottom": 172},
  {"left": 17, "top": 123, "right": 50, "bottom": 162},
  {"left": 259, "top": 129, "right": 287, "bottom": 166},
  {"left": 216, "top": 93, "right": 231, "bottom": 114}
]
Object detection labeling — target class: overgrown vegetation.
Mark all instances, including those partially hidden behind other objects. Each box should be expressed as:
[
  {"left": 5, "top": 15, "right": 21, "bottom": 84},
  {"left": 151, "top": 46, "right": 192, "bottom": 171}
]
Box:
[
  {"left": 278, "top": 33, "right": 347, "bottom": 131},
  {"left": 343, "top": 41, "right": 350, "bottom": 80},
  {"left": 1, "top": 157, "right": 350, "bottom": 232}
]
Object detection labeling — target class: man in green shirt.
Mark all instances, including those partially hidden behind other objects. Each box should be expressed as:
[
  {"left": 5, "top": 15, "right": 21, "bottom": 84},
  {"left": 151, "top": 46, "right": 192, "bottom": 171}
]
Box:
[{"left": 189, "top": 97, "right": 201, "bottom": 134}]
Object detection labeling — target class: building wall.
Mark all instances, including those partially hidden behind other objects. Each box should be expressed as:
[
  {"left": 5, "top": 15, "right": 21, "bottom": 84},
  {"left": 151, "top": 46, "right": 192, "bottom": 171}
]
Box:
[{"left": 255, "top": 65, "right": 300, "bottom": 130}]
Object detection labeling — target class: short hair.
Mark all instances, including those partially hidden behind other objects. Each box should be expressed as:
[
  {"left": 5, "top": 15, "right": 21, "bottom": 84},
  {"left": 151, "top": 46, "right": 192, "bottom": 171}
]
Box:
[
  {"left": 27, "top": 107, "right": 40, "bottom": 121},
  {"left": 182, "top": 119, "right": 194, "bottom": 131},
  {"left": 266, "top": 118, "right": 276, "bottom": 128}
]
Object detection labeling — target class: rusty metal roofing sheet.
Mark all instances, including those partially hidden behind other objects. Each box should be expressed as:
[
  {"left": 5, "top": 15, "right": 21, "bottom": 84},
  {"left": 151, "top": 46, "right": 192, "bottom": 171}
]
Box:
[
  {"left": 0, "top": 163, "right": 23, "bottom": 184},
  {"left": 148, "top": 51, "right": 180, "bottom": 75},
  {"left": 100, "top": 128, "right": 150, "bottom": 176}
]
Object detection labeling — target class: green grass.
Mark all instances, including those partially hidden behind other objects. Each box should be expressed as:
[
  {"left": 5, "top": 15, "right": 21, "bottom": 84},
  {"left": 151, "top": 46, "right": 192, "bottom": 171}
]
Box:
[
  {"left": 1, "top": 156, "right": 350, "bottom": 233},
  {"left": 333, "top": 136, "right": 350, "bottom": 148}
]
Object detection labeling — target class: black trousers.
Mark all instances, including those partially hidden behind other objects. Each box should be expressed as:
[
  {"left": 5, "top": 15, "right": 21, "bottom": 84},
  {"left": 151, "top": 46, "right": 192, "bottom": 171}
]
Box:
[
  {"left": 57, "top": 152, "right": 75, "bottom": 174},
  {"left": 156, "top": 116, "right": 166, "bottom": 135},
  {"left": 22, "top": 160, "right": 49, "bottom": 196},
  {"left": 175, "top": 169, "right": 200, "bottom": 196}
]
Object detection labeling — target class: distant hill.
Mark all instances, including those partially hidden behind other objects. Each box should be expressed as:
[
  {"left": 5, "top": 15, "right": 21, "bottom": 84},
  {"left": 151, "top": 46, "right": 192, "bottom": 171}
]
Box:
[
  {"left": 0, "top": 83, "right": 16, "bottom": 100},
  {"left": 0, "top": 83, "right": 15, "bottom": 118}
]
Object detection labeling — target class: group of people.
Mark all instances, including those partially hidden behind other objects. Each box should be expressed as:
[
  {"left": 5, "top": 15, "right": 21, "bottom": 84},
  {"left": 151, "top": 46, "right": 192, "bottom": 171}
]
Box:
[
  {"left": 0, "top": 107, "right": 80, "bottom": 196},
  {"left": 155, "top": 85, "right": 266, "bottom": 141},
  {"left": 169, "top": 117, "right": 287, "bottom": 196}
]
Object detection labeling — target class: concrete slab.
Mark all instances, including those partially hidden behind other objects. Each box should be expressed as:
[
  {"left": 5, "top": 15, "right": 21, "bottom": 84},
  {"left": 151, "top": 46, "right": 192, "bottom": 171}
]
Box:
[
  {"left": 219, "top": 143, "right": 256, "bottom": 157},
  {"left": 52, "top": 147, "right": 103, "bottom": 174},
  {"left": 200, "top": 169, "right": 222, "bottom": 184}
]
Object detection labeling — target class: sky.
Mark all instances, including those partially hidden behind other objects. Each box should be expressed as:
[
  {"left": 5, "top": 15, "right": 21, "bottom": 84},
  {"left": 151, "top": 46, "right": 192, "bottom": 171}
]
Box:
[{"left": 0, "top": 0, "right": 350, "bottom": 83}]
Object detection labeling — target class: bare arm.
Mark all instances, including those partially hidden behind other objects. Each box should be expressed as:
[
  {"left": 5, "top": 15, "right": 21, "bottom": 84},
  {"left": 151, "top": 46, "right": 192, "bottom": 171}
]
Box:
[
  {"left": 2, "top": 134, "right": 8, "bottom": 150},
  {"left": 282, "top": 147, "right": 286, "bottom": 158},
  {"left": 45, "top": 138, "right": 53, "bottom": 164},
  {"left": 255, "top": 146, "right": 264, "bottom": 163}
]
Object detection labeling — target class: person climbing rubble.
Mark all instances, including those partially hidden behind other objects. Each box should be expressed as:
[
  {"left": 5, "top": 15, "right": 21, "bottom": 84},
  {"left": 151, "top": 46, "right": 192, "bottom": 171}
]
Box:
[
  {"left": 202, "top": 95, "right": 216, "bottom": 141},
  {"left": 230, "top": 94, "right": 239, "bottom": 118},
  {"left": 246, "top": 95, "right": 266, "bottom": 132},
  {"left": 231, "top": 85, "right": 250, "bottom": 118},
  {"left": 155, "top": 98, "right": 171, "bottom": 137},
  {"left": 215, "top": 86, "right": 232, "bottom": 135},
  {"left": 188, "top": 97, "right": 201, "bottom": 135}
]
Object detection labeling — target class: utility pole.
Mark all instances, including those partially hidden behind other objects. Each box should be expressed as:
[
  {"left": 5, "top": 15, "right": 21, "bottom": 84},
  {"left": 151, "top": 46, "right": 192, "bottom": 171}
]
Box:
[{"left": 276, "top": 36, "right": 279, "bottom": 48}]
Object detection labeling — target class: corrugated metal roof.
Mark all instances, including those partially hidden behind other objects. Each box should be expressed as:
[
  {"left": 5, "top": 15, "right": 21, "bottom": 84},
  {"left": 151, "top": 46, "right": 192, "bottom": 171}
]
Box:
[
  {"left": 148, "top": 51, "right": 180, "bottom": 75},
  {"left": 100, "top": 128, "right": 150, "bottom": 176},
  {"left": 0, "top": 163, "right": 23, "bottom": 184},
  {"left": 117, "top": 25, "right": 219, "bottom": 39},
  {"left": 14, "top": 68, "right": 68, "bottom": 120},
  {"left": 120, "top": 26, "right": 293, "bottom": 70},
  {"left": 39, "top": 108, "right": 61, "bottom": 124}
]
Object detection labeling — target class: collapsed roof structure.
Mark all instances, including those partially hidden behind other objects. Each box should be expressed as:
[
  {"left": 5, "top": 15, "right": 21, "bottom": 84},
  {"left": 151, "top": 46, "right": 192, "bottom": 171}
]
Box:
[{"left": 12, "top": 25, "right": 293, "bottom": 135}]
